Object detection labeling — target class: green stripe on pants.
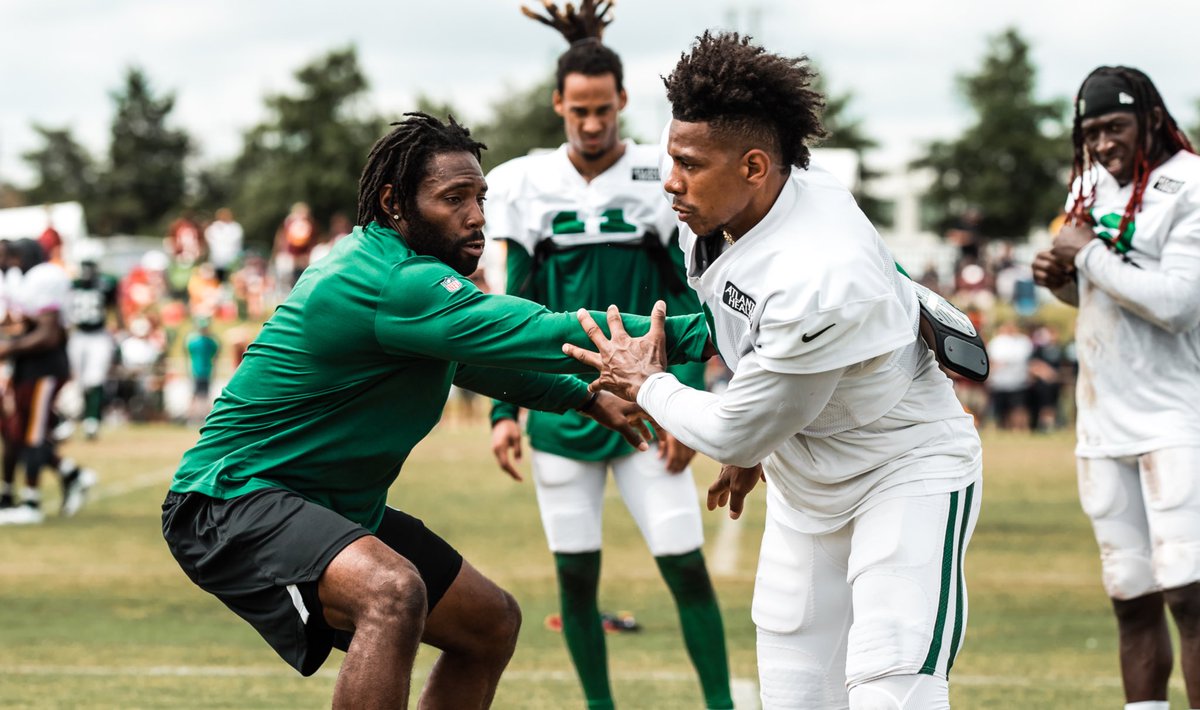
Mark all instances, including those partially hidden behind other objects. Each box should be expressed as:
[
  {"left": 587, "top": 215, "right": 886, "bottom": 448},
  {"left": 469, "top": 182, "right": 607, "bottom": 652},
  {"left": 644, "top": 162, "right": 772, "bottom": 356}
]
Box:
[
  {"left": 947, "top": 482, "right": 975, "bottom": 672},
  {"left": 921, "top": 489, "right": 960, "bottom": 674}
]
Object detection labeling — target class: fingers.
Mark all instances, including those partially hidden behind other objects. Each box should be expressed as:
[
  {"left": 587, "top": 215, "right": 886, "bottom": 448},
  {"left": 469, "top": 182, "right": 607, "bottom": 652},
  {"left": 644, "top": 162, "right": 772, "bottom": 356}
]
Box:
[
  {"left": 728, "top": 487, "right": 746, "bottom": 520},
  {"left": 493, "top": 445, "right": 522, "bottom": 482},
  {"left": 563, "top": 342, "right": 603, "bottom": 370},
  {"left": 614, "top": 420, "right": 649, "bottom": 451},
  {"left": 575, "top": 308, "right": 610, "bottom": 349},
  {"left": 631, "top": 418, "right": 654, "bottom": 442},
  {"left": 657, "top": 435, "right": 669, "bottom": 462},
  {"left": 648, "top": 300, "right": 667, "bottom": 342},
  {"left": 707, "top": 477, "right": 728, "bottom": 511},
  {"left": 605, "top": 304, "right": 629, "bottom": 340}
]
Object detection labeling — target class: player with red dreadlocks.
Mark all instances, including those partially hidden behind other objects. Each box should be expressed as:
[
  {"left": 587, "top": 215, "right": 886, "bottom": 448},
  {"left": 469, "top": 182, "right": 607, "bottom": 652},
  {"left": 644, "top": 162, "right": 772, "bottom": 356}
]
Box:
[{"left": 1034, "top": 67, "right": 1200, "bottom": 710}]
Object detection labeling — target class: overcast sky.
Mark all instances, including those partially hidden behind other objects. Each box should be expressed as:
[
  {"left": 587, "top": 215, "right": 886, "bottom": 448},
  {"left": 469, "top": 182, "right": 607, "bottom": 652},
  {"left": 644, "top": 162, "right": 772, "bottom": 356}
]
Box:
[{"left": 4, "top": 0, "right": 1199, "bottom": 187}]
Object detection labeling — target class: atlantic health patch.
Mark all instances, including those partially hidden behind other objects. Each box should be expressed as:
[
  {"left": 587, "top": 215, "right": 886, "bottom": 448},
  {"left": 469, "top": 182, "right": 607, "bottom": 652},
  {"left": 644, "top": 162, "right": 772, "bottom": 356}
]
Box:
[
  {"left": 722, "top": 281, "right": 756, "bottom": 319},
  {"left": 1153, "top": 176, "right": 1184, "bottom": 194}
]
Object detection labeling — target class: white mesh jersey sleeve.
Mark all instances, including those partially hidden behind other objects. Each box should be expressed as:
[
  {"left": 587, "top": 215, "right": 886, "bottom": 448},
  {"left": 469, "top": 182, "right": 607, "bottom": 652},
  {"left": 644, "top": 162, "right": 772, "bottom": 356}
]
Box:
[{"left": 636, "top": 351, "right": 844, "bottom": 468}]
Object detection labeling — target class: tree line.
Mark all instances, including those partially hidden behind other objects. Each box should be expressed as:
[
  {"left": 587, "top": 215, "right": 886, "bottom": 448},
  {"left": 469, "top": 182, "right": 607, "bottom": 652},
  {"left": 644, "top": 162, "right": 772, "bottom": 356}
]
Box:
[{"left": 11, "top": 29, "right": 1200, "bottom": 248}]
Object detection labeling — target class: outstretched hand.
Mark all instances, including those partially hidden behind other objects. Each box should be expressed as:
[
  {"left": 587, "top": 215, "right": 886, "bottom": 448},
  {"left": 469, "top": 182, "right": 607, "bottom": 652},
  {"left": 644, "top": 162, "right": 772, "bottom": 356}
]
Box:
[
  {"left": 563, "top": 301, "right": 670, "bottom": 402},
  {"left": 707, "top": 463, "right": 765, "bottom": 520}
]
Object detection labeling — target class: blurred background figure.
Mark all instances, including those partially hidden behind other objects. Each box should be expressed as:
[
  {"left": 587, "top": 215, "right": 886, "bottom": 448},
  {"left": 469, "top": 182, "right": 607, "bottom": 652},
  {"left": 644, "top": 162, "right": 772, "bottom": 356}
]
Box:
[
  {"left": 1027, "top": 324, "right": 1065, "bottom": 433},
  {"left": 37, "top": 224, "right": 64, "bottom": 267},
  {"left": 309, "top": 211, "right": 351, "bottom": 264},
  {"left": 272, "top": 202, "right": 315, "bottom": 292},
  {"left": 165, "top": 210, "right": 205, "bottom": 266},
  {"left": 65, "top": 257, "right": 119, "bottom": 440},
  {"left": 184, "top": 317, "right": 219, "bottom": 425},
  {"left": 0, "top": 239, "right": 96, "bottom": 525},
  {"left": 116, "top": 316, "right": 166, "bottom": 423},
  {"left": 985, "top": 319, "right": 1032, "bottom": 430},
  {"left": 204, "top": 208, "right": 243, "bottom": 283},
  {"left": 186, "top": 262, "right": 221, "bottom": 319}
]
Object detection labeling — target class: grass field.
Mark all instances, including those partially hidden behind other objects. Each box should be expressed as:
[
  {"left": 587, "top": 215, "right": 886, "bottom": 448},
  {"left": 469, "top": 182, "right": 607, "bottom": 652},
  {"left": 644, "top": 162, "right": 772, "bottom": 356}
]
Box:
[{"left": 0, "top": 420, "right": 1189, "bottom": 708}]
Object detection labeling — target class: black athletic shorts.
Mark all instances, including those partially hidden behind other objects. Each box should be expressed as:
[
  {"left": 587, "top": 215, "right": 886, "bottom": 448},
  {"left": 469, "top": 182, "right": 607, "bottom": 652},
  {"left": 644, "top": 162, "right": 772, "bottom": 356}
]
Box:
[{"left": 161, "top": 487, "right": 464, "bottom": 676}]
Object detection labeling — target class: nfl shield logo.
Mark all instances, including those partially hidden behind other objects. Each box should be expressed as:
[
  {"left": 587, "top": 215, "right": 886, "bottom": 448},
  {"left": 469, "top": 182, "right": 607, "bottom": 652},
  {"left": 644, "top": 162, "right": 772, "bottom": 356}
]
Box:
[{"left": 440, "top": 276, "right": 463, "bottom": 293}]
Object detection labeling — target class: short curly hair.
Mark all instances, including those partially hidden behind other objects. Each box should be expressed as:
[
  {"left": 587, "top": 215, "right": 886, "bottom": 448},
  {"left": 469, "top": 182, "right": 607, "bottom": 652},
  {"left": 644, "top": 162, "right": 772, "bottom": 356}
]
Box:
[{"left": 663, "top": 31, "right": 826, "bottom": 171}]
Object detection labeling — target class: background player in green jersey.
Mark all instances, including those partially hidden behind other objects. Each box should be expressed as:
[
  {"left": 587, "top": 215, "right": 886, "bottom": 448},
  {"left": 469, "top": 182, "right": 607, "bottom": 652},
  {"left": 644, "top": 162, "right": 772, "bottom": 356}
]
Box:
[
  {"left": 162, "top": 113, "right": 712, "bottom": 709},
  {"left": 486, "top": 4, "right": 731, "bottom": 709}
]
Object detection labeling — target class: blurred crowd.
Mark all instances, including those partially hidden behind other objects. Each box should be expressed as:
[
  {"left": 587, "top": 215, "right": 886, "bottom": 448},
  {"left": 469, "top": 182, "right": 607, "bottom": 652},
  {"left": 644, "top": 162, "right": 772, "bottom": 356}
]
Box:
[{"left": 6, "top": 203, "right": 1085, "bottom": 453}]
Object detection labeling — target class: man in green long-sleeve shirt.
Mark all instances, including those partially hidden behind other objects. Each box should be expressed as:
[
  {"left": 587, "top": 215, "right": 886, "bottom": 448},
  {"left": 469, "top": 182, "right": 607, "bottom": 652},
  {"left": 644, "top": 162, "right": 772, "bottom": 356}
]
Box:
[{"left": 161, "top": 113, "right": 710, "bottom": 710}]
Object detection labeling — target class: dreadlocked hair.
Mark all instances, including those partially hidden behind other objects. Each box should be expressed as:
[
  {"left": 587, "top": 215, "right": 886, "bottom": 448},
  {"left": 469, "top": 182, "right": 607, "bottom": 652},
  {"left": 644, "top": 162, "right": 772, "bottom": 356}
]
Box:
[
  {"left": 1066, "top": 66, "right": 1195, "bottom": 236},
  {"left": 520, "top": 0, "right": 622, "bottom": 92},
  {"left": 663, "top": 31, "right": 826, "bottom": 171},
  {"left": 356, "top": 112, "right": 486, "bottom": 226}
]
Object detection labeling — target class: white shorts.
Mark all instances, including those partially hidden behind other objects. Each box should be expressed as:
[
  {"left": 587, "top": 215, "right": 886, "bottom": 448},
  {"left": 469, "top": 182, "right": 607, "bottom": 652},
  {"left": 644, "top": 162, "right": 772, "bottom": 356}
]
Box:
[
  {"left": 1078, "top": 447, "right": 1200, "bottom": 600},
  {"left": 67, "top": 330, "right": 115, "bottom": 389},
  {"left": 753, "top": 482, "right": 980, "bottom": 709},
  {"left": 530, "top": 447, "right": 705, "bottom": 556}
]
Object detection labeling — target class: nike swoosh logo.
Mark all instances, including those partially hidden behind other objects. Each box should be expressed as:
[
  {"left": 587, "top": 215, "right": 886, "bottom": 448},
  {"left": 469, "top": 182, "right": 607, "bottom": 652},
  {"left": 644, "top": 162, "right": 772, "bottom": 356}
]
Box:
[{"left": 801, "top": 324, "right": 836, "bottom": 343}]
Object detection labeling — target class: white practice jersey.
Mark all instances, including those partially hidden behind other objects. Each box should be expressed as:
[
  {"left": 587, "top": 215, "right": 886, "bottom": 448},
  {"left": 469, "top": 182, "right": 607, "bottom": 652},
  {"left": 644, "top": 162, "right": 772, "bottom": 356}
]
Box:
[
  {"left": 484, "top": 141, "right": 677, "bottom": 260},
  {"left": 641, "top": 164, "right": 981, "bottom": 533},
  {"left": 1068, "top": 150, "right": 1200, "bottom": 457},
  {"left": 13, "top": 262, "right": 70, "bottom": 325}
]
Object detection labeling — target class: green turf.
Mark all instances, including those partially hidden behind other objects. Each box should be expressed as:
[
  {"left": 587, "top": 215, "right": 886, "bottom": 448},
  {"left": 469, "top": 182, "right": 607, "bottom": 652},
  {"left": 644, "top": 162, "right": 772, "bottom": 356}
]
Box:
[{"left": 0, "top": 423, "right": 1190, "bottom": 707}]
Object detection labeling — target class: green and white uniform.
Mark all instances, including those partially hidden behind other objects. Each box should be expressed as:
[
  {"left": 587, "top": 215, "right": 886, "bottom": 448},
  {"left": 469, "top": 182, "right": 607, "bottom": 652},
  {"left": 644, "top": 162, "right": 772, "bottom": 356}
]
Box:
[
  {"left": 640, "top": 160, "right": 982, "bottom": 708},
  {"left": 169, "top": 221, "right": 708, "bottom": 532},
  {"left": 486, "top": 143, "right": 733, "bottom": 710},
  {"left": 486, "top": 141, "right": 708, "bottom": 553}
]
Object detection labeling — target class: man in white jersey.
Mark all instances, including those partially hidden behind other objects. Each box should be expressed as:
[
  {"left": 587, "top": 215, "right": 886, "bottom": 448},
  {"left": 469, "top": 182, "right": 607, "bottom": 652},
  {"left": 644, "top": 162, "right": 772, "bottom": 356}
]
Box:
[
  {"left": 485, "top": 4, "right": 731, "bottom": 708},
  {"left": 1034, "top": 66, "right": 1200, "bottom": 710},
  {"left": 566, "top": 33, "right": 983, "bottom": 710}
]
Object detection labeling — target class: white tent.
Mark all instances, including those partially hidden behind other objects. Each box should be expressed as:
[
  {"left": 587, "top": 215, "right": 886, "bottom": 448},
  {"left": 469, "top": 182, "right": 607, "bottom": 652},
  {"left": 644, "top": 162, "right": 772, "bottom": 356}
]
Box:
[
  {"left": 0, "top": 201, "right": 88, "bottom": 262},
  {"left": 0, "top": 201, "right": 88, "bottom": 240}
]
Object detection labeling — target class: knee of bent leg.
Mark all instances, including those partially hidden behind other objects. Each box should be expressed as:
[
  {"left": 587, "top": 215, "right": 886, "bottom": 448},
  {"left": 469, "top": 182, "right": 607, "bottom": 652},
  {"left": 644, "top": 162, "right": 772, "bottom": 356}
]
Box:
[
  {"left": 362, "top": 564, "right": 428, "bottom": 626},
  {"left": 491, "top": 589, "right": 522, "bottom": 649}
]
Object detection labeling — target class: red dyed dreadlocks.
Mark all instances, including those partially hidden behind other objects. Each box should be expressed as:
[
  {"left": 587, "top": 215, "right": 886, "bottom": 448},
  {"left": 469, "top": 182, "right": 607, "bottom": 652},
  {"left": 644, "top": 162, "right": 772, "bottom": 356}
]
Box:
[{"left": 1066, "top": 66, "right": 1195, "bottom": 239}]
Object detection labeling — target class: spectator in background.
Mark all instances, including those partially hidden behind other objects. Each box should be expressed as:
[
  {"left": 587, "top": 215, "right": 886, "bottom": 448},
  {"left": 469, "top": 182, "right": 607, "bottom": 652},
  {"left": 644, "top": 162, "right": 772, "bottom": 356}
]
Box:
[
  {"left": 231, "top": 253, "right": 272, "bottom": 321},
  {"left": 986, "top": 320, "right": 1033, "bottom": 430},
  {"left": 204, "top": 208, "right": 244, "bottom": 282},
  {"left": 184, "top": 317, "right": 219, "bottom": 425},
  {"left": 186, "top": 263, "right": 221, "bottom": 319},
  {"left": 310, "top": 212, "right": 352, "bottom": 265},
  {"left": 946, "top": 206, "right": 985, "bottom": 263},
  {"left": 119, "top": 252, "right": 169, "bottom": 325},
  {"left": 273, "top": 202, "right": 316, "bottom": 291},
  {"left": 1027, "top": 324, "right": 1065, "bottom": 433},
  {"left": 166, "top": 211, "right": 205, "bottom": 265},
  {"left": 116, "top": 316, "right": 167, "bottom": 422}
]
